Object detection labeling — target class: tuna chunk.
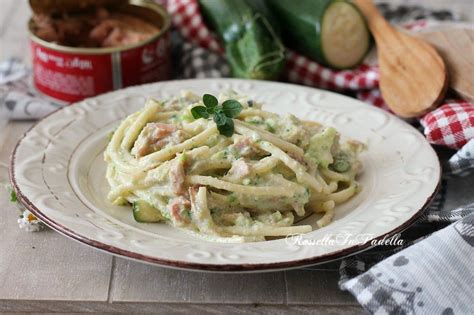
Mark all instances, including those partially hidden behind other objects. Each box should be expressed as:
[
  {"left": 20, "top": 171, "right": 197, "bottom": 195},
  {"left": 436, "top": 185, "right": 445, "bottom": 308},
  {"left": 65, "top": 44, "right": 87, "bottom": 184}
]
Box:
[
  {"left": 224, "top": 159, "right": 252, "bottom": 182},
  {"left": 170, "top": 156, "right": 187, "bottom": 195},
  {"left": 233, "top": 137, "right": 260, "bottom": 157},
  {"left": 169, "top": 196, "right": 191, "bottom": 224},
  {"left": 133, "top": 123, "right": 184, "bottom": 157}
]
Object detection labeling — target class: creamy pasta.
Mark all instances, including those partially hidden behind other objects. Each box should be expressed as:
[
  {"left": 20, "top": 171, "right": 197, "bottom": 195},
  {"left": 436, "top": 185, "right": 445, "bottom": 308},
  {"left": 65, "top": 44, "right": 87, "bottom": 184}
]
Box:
[{"left": 104, "top": 90, "right": 364, "bottom": 242}]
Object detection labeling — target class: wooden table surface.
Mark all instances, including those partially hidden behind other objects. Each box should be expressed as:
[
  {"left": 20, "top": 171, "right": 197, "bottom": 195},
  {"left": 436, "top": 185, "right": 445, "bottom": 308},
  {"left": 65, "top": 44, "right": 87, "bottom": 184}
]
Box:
[{"left": 1, "top": 0, "right": 473, "bottom": 313}]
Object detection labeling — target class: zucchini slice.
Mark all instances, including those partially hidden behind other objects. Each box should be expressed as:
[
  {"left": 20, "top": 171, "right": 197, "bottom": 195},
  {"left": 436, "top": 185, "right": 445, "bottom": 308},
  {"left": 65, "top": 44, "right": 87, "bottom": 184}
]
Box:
[
  {"left": 132, "top": 200, "right": 163, "bottom": 223},
  {"left": 321, "top": 1, "right": 370, "bottom": 68},
  {"left": 268, "top": 0, "right": 371, "bottom": 69}
]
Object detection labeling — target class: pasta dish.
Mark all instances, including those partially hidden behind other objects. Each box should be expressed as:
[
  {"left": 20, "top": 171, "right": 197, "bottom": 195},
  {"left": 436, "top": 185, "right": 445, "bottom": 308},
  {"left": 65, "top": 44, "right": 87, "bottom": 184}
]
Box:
[{"left": 104, "top": 91, "right": 364, "bottom": 242}]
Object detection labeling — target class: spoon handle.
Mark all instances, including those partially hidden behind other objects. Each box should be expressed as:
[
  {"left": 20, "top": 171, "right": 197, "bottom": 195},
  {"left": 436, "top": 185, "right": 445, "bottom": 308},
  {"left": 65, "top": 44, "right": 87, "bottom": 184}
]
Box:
[{"left": 353, "top": 0, "right": 395, "bottom": 45}]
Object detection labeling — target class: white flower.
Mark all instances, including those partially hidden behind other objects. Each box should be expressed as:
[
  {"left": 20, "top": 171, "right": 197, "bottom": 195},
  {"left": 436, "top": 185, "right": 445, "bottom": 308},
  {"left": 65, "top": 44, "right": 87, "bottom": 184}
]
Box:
[{"left": 18, "top": 210, "right": 44, "bottom": 232}]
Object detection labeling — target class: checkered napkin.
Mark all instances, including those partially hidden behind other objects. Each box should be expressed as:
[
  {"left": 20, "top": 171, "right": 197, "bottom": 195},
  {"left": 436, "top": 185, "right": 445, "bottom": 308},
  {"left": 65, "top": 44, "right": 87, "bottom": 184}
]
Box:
[
  {"left": 0, "top": 58, "right": 62, "bottom": 121},
  {"left": 338, "top": 211, "right": 474, "bottom": 314},
  {"left": 329, "top": 137, "right": 474, "bottom": 314},
  {"left": 421, "top": 102, "right": 474, "bottom": 149}
]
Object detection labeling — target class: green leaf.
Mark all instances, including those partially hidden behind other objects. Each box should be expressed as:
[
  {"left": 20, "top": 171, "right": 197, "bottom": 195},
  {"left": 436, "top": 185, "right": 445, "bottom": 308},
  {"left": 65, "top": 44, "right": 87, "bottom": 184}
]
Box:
[
  {"left": 195, "top": 94, "right": 241, "bottom": 137},
  {"left": 217, "top": 118, "right": 234, "bottom": 137},
  {"left": 213, "top": 112, "right": 227, "bottom": 126},
  {"left": 203, "top": 94, "right": 218, "bottom": 109},
  {"left": 10, "top": 189, "right": 17, "bottom": 203},
  {"left": 206, "top": 106, "right": 217, "bottom": 114},
  {"left": 222, "top": 100, "right": 243, "bottom": 118},
  {"left": 191, "top": 106, "right": 209, "bottom": 119}
]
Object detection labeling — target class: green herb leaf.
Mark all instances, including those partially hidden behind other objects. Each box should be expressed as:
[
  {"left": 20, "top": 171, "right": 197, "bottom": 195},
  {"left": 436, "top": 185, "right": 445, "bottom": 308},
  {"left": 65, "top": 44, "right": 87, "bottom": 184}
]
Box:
[
  {"left": 203, "top": 94, "right": 218, "bottom": 109},
  {"left": 10, "top": 189, "right": 17, "bottom": 203},
  {"left": 222, "top": 100, "right": 243, "bottom": 118},
  {"left": 217, "top": 118, "right": 234, "bottom": 137},
  {"left": 191, "top": 106, "right": 209, "bottom": 119},
  {"left": 193, "top": 94, "right": 241, "bottom": 137},
  {"left": 213, "top": 112, "right": 227, "bottom": 126},
  {"left": 207, "top": 106, "right": 217, "bottom": 114}
]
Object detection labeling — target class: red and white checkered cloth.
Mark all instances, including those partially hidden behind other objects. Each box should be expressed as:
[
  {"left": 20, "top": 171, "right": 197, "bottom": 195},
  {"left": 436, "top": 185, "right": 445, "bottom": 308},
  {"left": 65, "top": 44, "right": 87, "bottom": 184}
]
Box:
[
  {"left": 167, "top": 0, "right": 223, "bottom": 53},
  {"left": 167, "top": 0, "right": 474, "bottom": 149},
  {"left": 421, "top": 101, "right": 474, "bottom": 149}
]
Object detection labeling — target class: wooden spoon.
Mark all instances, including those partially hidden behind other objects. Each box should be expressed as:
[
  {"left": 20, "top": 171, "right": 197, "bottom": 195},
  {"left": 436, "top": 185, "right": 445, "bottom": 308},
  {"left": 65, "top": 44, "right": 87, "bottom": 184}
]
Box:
[
  {"left": 416, "top": 28, "right": 474, "bottom": 102},
  {"left": 353, "top": 0, "right": 448, "bottom": 118}
]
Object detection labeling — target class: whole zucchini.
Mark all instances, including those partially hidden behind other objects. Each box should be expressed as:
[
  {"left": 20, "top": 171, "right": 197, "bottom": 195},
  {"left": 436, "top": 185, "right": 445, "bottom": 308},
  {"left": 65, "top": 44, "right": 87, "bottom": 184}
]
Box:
[
  {"left": 267, "top": 0, "right": 371, "bottom": 69},
  {"left": 198, "top": 0, "right": 285, "bottom": 80}
]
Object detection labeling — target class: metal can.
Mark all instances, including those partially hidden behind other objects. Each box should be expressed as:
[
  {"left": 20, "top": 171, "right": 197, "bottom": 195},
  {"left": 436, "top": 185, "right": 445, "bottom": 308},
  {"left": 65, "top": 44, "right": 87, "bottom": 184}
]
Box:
[{"left": 29, "top": 0, "right": 171, "bottom": 103}]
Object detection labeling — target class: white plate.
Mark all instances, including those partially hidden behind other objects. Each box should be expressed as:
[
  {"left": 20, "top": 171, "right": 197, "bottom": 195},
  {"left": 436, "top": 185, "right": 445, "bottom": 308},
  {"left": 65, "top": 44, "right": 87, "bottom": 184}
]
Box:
[{"left": 10, "top": 79, "right": 440, "bottom": 272}]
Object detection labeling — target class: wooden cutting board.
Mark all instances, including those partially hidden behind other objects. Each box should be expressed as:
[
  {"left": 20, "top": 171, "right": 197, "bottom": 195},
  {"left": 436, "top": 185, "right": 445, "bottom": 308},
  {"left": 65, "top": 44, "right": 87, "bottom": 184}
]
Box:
[{"left": 415, "top": 28, "right": 474, "bottom": 102}]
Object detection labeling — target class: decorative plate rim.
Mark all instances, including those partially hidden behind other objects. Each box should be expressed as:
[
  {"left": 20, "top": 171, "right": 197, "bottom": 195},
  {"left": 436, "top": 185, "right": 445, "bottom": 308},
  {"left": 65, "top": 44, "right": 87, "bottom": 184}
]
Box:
[{"left": 9, "top": 78, "right": 441, "bottom": 272}]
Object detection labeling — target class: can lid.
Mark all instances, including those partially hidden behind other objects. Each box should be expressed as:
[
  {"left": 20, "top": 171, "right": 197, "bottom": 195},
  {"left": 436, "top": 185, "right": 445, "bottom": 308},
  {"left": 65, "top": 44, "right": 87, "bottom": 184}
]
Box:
[{"left": 29, "top": 0, "right": 128, "bottom": 15}]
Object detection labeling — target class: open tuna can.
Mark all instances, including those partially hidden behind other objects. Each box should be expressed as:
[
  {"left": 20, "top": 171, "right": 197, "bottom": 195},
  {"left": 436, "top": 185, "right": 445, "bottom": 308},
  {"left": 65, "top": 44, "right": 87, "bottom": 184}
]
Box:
[{"left": 28, "top": 0, "right": 171, "bottom": 103}]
